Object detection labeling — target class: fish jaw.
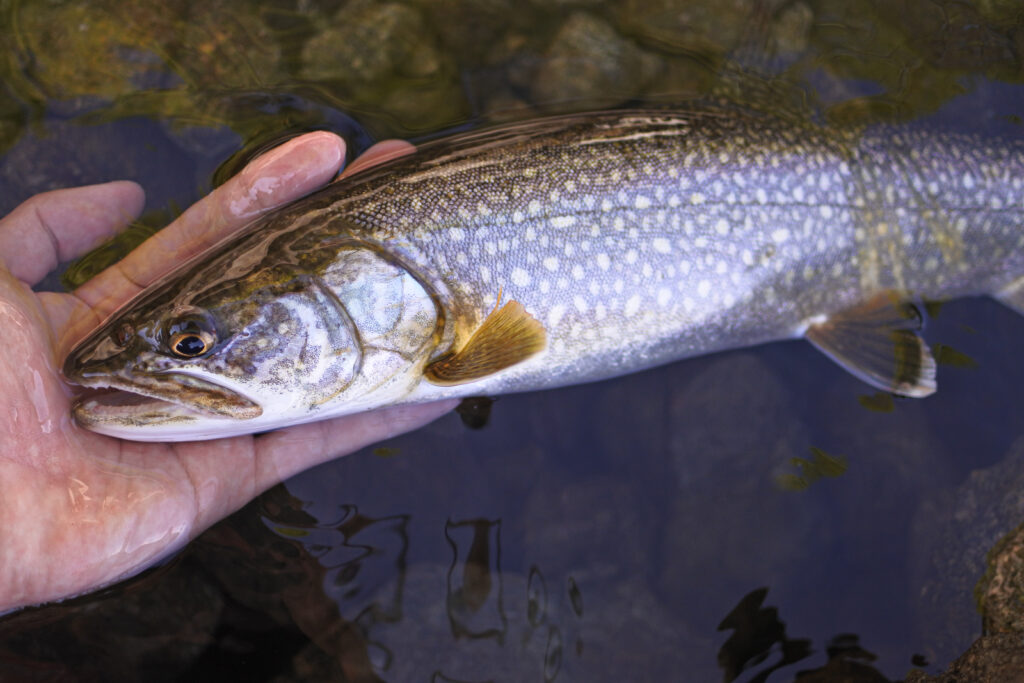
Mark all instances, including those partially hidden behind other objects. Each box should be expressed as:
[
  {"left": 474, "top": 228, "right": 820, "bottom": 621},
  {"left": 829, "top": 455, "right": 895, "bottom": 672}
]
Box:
[{"left": 68, "top": 368, "right": 262, "bottom": 435}]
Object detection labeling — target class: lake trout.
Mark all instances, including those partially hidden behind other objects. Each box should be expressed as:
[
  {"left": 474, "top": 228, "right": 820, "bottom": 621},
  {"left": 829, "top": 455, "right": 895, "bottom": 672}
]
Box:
[{"left": 62, "top": 107, "right": 1024, "bottom": 441}]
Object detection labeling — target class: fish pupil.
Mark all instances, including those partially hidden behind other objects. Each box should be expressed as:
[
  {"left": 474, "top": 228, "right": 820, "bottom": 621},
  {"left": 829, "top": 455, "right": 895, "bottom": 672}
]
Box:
[{"left": 174, "top": 335, "right": 207, "bottom": 357}]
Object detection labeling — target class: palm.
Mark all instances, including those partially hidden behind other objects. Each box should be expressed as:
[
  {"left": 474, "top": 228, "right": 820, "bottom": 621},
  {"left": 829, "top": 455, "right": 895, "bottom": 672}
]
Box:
[{"left": 0, "top": 134, "right": 452, "bottom": 613}]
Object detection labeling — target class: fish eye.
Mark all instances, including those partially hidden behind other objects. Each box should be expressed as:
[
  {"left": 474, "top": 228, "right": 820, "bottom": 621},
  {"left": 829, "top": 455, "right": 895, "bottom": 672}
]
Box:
[
  {"left": 164, "top": 311, "right": 218, "bottom": 359},
  {"left": 169, "top": 330, "right": 215, "bottom": 358}
]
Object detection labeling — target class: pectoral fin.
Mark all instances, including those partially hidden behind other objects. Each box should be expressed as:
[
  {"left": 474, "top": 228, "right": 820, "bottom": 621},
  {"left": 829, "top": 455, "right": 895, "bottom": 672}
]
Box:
[
  {"left": 425, "top": 300, "right": 546, "bottom": 386},
  {"left": 996, "top": 275, "right": 1024, "bottom": 316},
  {"left": 804, "top": 293, "right": 936, "bottom": 397}
]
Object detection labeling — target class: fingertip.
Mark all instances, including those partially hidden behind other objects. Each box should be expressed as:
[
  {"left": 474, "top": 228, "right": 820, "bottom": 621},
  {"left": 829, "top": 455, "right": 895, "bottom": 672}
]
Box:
[
  {"left": 253, "top": 399, "right": 458, "bottom": 484},
  {"left": 339, "top": 139, "right": 416, "bottom": 178},
  {"left": 225, "top": 131, "right": 347, "bottom": 220},
  {"left": 103, "top": 180, "right": 147, "bottom": 223},
  {"left": 0, "top": 180, "right": 149, "bottom": 286}
]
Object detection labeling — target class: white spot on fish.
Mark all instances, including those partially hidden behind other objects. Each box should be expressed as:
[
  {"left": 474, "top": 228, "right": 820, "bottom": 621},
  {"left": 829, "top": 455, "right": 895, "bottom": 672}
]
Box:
[
  {"left": 572, "top": 265, "right": 584, "bottom": 280},
  {"left": 596, "top": 253, "right": 611, "bottom": 270},
  {"left": 772, "top": 228, "right": 790, "bottom": 243},
  {"left": 543, "top": 257, "right": 559, "bottom": 272},
  {"left": 551, "top": 215, "right": 576, "bottom": 228},
  {"left": 547, "top": 304, "right": 566, "bottom": 327},
  {"left": 624, "top": 295, "right": 641, "bottom": 317},
  {"left": 690, "top": 192, "right": 705, "bottom": 205},
  {"left": 625, "top": 249, "right": 638, "bottom": 264},
  {"left": 511, "top": 267, "right": 530, "bottom": 287},
  {"left": 635, "top": 195, "right": 652, "bottom": 209},
  {"left": 697, "top": 280, "right": 711, "bottom": 297},
  {"left": 573, "top": 295, "right": 587, "bottom": 313},
  {"left": 715, "top": 218, "right": 729, "bottom": 236},
  {"left": 480, "top": 265, "right": 491, "bottom": 283},
  {"left": 657, "top": 288, "right": 671, "bottom": 306},
  {"left": 652, "top": 238, "right": 671, "bottom": 254}
]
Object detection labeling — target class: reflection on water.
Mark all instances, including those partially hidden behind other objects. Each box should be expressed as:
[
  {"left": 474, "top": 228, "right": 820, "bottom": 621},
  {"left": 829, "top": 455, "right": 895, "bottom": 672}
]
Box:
[
  {"left": 1, "top": 0, "right": 1024, "bottom": 680},
  {"left": 446, "top": 518, "right": 505, "bottom": 641}
]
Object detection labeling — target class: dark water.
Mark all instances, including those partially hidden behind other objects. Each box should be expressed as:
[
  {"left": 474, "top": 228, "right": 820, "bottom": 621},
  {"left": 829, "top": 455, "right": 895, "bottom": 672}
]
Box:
[{"left": 2, "top": 1, "right": 1024, "bottom": 680}]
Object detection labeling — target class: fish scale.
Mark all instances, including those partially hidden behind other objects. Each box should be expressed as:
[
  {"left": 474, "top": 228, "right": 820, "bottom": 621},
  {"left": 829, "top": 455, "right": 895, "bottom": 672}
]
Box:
[{"left": 62, "top": 107, "right": 1024, "bottom": 440}]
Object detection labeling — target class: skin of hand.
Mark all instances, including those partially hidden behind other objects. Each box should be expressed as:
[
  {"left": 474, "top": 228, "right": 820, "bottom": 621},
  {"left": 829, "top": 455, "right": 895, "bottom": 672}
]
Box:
[{"left": 0, "top": 133, "right": 456, "bottom": 614}]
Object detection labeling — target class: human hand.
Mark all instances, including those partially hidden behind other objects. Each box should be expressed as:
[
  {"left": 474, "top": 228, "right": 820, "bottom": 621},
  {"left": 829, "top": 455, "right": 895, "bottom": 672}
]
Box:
[{"left": 0, "top": 133, "right": 454, "bottom": 614}]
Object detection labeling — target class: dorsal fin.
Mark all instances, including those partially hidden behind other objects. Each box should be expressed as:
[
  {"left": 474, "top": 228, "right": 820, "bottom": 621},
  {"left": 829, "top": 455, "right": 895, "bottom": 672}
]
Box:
[
  {"left": 425, "top": 300, "right": 546, "bottom": 386},
  {"left": 804, "top": 293, "right": 936, "bottom": 398}
]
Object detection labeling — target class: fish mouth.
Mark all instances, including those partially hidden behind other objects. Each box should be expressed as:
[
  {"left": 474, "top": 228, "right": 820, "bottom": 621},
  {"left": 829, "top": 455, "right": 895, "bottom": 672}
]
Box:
[{"left": 69, "top": 371, "right": 263, "bottom": 428}]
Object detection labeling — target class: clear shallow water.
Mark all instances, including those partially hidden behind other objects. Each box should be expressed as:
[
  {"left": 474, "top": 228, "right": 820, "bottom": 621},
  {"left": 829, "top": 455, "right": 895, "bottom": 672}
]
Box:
[{"left": 1, "top": 2, "right": 1024, "bottom": 680}]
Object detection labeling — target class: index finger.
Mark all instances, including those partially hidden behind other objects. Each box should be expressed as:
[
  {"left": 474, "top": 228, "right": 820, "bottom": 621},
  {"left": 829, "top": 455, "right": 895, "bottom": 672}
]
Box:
[{"left": 74, "top": 131, "right": 346, "bottom": 322}]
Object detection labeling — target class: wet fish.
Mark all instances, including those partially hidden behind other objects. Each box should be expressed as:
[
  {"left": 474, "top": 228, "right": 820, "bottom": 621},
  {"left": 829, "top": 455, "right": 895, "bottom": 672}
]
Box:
[{"left": 63, "top": 107, "right": 1024, "bottom": 441}]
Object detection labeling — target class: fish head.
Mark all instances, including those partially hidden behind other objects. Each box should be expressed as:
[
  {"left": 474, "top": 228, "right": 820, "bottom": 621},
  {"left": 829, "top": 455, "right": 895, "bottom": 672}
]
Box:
[
  {"left": 63, "top": 243, "right": 441, "bottom": 441},
  {"left": 64, "top": 300, "right": 264, "bottom": 427}
]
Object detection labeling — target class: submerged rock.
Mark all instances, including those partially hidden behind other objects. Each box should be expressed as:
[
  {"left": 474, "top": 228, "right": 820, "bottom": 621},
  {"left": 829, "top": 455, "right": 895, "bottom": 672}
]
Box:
[
  {"left": 976, "top": 522, "right": 1024, "bottom": 635},
  {"left": 302, "top": 1, "right": 443, "bottom": 86},
  {"left": 659, "top": 352, "right": 824, "bottom": 619},
  {"left": 905, "top": 634, "right": 1024, "bottom": 683},
  {"left": 616, "top": 0, "right": 757, "bottom": 54},
  {"left": 911, "top": 436, "right": 1024, "bottom": 666},
  {"left": 531, "top": 12, "right": 662, "bottom": 108}
]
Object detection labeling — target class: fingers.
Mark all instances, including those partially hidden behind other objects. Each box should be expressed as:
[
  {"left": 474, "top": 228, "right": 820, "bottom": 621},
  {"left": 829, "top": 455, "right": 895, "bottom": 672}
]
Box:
[
  {"left": 339, "top": 140, "right": 415, "bottom": 179},
  {"left": 73, "top": 131, "right": 346, "bottom": 324},
  {"left": 253, "top": 400, "right": 458, "bottom": 488},
  {"left": 178, "top": 400, "right": 456, "bottom": 531},
  {"left": 0, "top": 181, "right": 145, "bottom": 287}
]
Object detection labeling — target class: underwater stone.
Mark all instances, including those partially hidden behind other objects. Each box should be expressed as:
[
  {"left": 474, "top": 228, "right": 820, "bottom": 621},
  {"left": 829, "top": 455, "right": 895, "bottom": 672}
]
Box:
[
  {"left": 976, "top": 522, "right": 1024, "bottom": 634},
  {"left": 911, "top": 436, "right": 1024, "bottom": 667},
  {"left": 615, "top": 0, "right": 755, "bottom": 54},
  {"left": 302, "top": 1, "right": 442, "bottom": 86},
  {"left": 905, "top": 634, "right": 1024, "bottom": 683},
  {"left": 531, "top": 12, "right": 662, "bottom": 108},
  {"left": 659, "top": 352, "right": 826, "bottom": 620}
]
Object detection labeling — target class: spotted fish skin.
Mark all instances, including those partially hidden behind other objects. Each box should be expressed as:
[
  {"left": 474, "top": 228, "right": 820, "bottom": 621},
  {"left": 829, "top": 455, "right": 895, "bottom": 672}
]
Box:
[{"left": 63, "top": 107, "right": 1024, "bottom": 440}]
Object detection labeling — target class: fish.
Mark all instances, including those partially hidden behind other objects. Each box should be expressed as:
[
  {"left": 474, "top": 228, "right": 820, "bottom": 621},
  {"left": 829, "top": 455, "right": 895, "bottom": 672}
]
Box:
[{"left": 62, "top": 106, "right": 1024, "bottom": 441}]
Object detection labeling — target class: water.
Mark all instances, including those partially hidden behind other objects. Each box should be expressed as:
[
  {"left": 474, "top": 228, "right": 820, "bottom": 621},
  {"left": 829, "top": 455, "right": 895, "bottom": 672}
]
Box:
[{"left": 1, "top": 1, "right": 1024, "bottom": 680}]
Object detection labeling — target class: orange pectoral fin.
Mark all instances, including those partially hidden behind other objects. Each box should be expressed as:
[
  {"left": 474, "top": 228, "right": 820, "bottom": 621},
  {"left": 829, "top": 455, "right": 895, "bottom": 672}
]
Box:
[{"left": 425, "top": 300, "right": 546, "bottom": 386}]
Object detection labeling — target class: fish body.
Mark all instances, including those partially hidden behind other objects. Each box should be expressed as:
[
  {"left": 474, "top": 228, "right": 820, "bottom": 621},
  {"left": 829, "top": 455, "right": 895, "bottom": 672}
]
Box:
[{"left": 63, "top": 107, "right": 1024, "bottom": 441}]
